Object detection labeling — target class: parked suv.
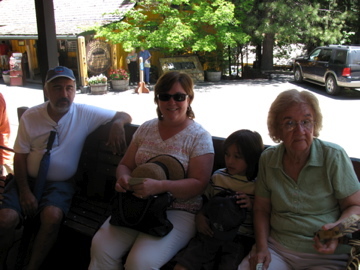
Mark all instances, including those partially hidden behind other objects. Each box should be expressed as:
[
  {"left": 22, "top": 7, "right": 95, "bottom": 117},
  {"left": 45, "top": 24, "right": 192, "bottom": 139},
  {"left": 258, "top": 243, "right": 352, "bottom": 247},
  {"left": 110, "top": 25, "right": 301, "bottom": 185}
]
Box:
[{"left": 293, "top": 45, "right": 360, "bottom": 95}]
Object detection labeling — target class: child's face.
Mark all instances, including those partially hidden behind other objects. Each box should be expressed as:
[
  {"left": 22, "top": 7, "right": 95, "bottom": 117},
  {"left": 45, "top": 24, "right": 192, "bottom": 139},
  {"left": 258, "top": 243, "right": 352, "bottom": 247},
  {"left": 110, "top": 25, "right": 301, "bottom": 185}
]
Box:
[{"left": 225, "top": 144, "right": 247, "bottom": 176}]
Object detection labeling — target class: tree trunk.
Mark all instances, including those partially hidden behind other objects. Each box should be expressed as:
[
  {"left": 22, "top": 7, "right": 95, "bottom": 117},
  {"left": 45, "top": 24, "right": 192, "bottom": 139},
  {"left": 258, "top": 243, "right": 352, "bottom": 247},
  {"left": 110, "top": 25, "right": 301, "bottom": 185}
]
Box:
[{"left": 261, "top": 32, "right": 274, "bottom": 71}]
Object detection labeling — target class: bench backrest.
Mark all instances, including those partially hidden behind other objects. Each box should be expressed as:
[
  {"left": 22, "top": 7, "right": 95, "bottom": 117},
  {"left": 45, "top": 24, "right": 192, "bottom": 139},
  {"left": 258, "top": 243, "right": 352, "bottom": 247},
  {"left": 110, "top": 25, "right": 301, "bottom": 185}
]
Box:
[
  {"left": 78, "top": 123, "right": 360, "bottom": 200},
  {"left": 14, "top": 108, "right": 360, "bottom": 200}
]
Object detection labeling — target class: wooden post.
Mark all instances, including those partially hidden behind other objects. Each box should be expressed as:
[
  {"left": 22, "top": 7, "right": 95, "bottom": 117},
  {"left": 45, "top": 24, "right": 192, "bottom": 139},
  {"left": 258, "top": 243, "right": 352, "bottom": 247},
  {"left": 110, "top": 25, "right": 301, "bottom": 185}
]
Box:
[
  {"left": 135, "top": 57, "right": 149, "bottom": 94},
  {"left": 111, "top": 44, "right": 117, "bottom": 70},
  {"left": 25, "top": 42, "right": 34, "bottom": 80},
  {"left": 77, "top": 36, "right": 87, "bottom": 86}
]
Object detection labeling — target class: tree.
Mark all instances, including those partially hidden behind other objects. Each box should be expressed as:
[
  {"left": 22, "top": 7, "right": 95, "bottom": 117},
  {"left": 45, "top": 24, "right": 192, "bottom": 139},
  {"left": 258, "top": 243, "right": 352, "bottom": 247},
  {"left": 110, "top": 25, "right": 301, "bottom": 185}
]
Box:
[
  {"left": 91, "top": 0, "right": 250, "bottom": 70},
  {"left": 242, "top": 0, "right": 356, "bottom": 70}
]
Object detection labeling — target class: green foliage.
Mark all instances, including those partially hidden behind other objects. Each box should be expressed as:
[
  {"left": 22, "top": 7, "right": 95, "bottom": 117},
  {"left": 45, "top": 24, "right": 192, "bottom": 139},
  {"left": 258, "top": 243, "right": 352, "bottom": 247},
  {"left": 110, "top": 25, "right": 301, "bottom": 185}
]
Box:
[
  {"left": 92, "top": 0, "right": 250, "bottom": 59},
  {"left": 243, "top": 0, "right": 357, "bottom": 50},
  {"left": 89, "top": 0, "right": 360, "bottom": 71}
]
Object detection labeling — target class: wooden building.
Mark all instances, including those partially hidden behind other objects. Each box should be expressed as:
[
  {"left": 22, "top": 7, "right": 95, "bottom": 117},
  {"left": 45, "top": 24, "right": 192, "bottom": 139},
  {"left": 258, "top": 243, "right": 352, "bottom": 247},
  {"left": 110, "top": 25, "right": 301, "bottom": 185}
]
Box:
[{"left": 0, "top": 0, "right": 165, "bottom": 86}]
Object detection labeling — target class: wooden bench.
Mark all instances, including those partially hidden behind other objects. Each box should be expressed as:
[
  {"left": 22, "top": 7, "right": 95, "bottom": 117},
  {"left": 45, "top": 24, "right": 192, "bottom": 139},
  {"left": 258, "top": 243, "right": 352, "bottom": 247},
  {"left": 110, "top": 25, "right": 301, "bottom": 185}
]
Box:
[
  {"left": 3, "top": 118, "right": 360, "bottom": 269},
  {"left": 58, "top": 123, "right": 360, "bottom": 269},
  {"left": 61, "top": 123, "right": 137, "bottom": 237}
]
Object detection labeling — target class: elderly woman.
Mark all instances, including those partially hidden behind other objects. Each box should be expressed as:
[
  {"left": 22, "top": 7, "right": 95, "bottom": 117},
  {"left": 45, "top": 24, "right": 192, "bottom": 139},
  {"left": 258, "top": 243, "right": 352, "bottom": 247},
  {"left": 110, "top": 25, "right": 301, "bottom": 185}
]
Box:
[
  {"left": 89, "top": 71, "right": 214, "bottom": 270},
  {"left": 239, "top": 89, "right": 360, "bottom": 270}
]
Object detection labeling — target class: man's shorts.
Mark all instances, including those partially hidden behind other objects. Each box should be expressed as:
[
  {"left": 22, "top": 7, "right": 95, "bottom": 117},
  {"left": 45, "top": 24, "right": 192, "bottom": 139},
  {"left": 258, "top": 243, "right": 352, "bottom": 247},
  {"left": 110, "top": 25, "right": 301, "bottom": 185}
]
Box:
[{"left": 0, "top": 176, "right": 76, "bottom": 217}]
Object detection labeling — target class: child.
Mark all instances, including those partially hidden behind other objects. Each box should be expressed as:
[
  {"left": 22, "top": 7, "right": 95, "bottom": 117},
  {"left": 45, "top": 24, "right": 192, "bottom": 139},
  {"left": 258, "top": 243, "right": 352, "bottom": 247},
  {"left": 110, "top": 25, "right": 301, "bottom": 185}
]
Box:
[{"left": 174, "top": 129, "right": 264, "bottom": 270}]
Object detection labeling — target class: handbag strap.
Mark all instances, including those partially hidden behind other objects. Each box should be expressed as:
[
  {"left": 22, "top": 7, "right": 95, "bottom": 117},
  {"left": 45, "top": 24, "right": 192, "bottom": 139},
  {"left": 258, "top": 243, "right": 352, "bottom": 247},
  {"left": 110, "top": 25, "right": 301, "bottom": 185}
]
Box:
[
  {"left": 46, "top": 131, "right": 57, "bottom": 154},
  {"left": 119, "top": 192, "right": 154, "bottom": 226}
]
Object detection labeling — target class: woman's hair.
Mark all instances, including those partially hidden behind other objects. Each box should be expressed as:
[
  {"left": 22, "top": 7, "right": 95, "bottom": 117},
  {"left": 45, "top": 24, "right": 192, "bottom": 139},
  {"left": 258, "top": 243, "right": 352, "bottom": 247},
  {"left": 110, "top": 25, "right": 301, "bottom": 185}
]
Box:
[
  {"left": 224, "top": 129, "right": 264, "bottom": 180},
  {"left": 268, "top": 89, "right": 323, "bottom": 143},
  {"left": 154, "top": 71, "right": 195, "bottom": 120}
]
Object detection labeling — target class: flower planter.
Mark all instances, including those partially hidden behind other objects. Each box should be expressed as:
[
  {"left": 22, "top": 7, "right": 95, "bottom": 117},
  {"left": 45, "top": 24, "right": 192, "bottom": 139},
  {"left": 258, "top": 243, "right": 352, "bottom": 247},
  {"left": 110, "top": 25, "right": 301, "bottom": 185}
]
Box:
[
  {"left": 2, "top": 74, "right": 10, "bottom": 85},
  {"left": 206, "top": 71, "right": 221, "bottom": 82},
  {"left": 90, "top": 84, "right": 108, "bottom": 95},
  {"left": 111, "top": 79, "right": 129, "bottom": 92}
]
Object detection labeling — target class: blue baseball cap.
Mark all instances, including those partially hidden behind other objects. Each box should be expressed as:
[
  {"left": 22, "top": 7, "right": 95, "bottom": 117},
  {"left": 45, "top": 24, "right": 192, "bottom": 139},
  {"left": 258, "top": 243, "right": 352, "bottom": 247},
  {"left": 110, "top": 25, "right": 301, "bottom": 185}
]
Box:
[{"left": 45, "top": 66, "right": 75, "bottom": 83}]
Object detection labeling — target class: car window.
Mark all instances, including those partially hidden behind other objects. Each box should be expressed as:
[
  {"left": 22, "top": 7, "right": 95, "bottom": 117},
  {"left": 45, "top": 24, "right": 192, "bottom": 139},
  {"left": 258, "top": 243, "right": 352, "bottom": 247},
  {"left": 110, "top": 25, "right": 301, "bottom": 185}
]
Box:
[
  {"left": 309, "top": 49, "right": 321, "bottom": 60},
  {"left": 349, "top": 50, "right": 360, "bottom": 65},
  {"left": 317, "top": 49, "right": 332, "bottom": 62},
  {"left": 333, "top": 50, "right": 347, "bottom": 65}
]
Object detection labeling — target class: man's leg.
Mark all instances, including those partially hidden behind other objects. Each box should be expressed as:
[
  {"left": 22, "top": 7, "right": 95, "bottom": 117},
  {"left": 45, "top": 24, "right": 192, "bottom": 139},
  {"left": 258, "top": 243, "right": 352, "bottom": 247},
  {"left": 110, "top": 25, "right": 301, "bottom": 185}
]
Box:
[
  {"left": 0, "top": 208, "right": 20, "bottom": 270},
  {"left": 26, "top": 206, "right": 63, "bottom": 270}
]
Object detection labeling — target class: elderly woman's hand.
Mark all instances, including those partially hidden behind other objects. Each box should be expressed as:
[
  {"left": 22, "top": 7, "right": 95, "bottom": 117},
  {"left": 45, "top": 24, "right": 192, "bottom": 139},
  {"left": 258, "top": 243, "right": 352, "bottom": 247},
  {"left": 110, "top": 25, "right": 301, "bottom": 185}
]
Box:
[
  {"left": 313, "top": 234, "right": 338, "bottom": 254},
  {"left": 249, "top": 245, "right": 271, "bottom": 270}
]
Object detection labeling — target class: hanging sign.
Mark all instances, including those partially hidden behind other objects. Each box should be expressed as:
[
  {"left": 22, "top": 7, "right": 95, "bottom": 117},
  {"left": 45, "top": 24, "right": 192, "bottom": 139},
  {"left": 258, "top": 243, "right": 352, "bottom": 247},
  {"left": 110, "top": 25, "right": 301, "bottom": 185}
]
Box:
[{"left": 86, "top": 40, "right": 111, "bottom": 74}]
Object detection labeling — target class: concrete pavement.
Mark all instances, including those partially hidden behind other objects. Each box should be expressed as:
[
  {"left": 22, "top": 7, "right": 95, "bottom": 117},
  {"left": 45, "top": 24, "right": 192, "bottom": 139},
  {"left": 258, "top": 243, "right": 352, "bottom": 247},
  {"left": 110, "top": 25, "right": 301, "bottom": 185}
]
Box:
[{"left": 1, "top": 75, "right": 360, "bottom": 159}]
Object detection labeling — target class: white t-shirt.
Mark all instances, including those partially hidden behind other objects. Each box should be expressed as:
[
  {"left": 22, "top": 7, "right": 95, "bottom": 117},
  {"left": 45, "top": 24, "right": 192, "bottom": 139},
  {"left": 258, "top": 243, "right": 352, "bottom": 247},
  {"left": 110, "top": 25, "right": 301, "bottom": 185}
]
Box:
[{"left": 14, "top": 102, "right": 115, "bottom": 181}]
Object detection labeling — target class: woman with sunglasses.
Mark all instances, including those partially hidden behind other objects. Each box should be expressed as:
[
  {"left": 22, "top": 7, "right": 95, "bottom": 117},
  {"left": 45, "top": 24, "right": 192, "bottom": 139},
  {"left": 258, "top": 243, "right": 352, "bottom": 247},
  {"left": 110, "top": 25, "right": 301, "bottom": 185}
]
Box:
[{"left": 89, "top": 71, "right": 215, "bottom": 270}]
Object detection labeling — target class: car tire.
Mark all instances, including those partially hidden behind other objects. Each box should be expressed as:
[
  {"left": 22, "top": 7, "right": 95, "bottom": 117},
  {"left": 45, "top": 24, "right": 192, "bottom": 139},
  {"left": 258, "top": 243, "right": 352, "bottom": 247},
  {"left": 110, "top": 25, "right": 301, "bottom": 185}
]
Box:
[
  {"left": 294, "top": 67, "right": 303, "bottom": 83},
  {"left": 325, "top": 75, "right": 341, "bottom": 95}
]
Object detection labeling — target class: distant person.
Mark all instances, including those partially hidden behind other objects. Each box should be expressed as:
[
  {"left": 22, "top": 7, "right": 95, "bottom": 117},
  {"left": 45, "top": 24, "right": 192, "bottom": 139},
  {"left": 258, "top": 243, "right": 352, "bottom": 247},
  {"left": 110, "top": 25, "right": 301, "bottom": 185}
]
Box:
[
  {"left": 89, "top": 71, "right": 214, "bottom": 270},
  {"left": 0, "top": 41, "right": 10, "bottom": 71},
  {"left": 139, "top": 47, "right": 151, "bottom": 85},
  {"left": 0, "top": 93, "right": 13, "bottom": 177},
  {"left": 22, "top": 51, "right": 29, "bottom": 80},
  {"left": 174, "top": 129, "right": 264, "bottom": 270},
  {"left": 239, "top": 89, "right": 360, "bottom": 270},
  {"left": 0, "top": 66, "right": 132, "bottom": 270},
  {"left": 126, "top": 49, "right": 138, "bottom": 86}
]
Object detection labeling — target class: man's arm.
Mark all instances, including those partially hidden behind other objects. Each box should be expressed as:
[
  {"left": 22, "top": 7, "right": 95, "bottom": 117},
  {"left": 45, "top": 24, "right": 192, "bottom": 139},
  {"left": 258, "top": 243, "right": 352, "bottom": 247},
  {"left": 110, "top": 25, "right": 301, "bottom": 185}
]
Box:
[{"left": 107, "top": 112, "right": 132, "bottom": 155}]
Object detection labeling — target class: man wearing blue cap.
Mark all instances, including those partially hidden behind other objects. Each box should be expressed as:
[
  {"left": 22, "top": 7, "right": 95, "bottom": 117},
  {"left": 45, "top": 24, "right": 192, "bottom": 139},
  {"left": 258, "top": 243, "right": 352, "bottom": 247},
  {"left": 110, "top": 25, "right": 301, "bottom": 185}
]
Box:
[{"left": 0, "top": 66, "right": 132, "bottom": 269}]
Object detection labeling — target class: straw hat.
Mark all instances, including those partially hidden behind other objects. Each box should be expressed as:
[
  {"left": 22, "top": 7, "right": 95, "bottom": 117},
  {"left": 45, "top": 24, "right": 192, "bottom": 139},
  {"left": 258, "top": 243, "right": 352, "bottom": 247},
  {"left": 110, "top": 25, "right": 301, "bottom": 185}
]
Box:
[{"left": 131, "top": 154, "right": 185, "bottom": 180}]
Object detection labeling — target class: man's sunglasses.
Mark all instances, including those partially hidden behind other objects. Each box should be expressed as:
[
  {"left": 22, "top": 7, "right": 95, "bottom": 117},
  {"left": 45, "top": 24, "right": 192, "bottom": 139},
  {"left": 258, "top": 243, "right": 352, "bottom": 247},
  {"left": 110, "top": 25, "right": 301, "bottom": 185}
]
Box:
[{"left": 157, "top": 93, "right": 188, "bottom": 102}]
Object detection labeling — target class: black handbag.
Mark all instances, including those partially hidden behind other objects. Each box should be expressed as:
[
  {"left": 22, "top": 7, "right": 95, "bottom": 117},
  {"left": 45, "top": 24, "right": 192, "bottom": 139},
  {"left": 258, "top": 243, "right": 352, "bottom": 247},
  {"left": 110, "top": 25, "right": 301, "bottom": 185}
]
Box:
[{"left": 109, "top": 191, "right": 174, "bottom": 237}]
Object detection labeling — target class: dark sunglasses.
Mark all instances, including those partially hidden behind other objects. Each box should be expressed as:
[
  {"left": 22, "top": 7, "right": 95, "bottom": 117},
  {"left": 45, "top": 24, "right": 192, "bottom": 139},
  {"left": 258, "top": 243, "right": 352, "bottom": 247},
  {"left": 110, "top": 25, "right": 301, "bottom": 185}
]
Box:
[{"left": 157, "top": 93, "right": 188, "bottom": 102}]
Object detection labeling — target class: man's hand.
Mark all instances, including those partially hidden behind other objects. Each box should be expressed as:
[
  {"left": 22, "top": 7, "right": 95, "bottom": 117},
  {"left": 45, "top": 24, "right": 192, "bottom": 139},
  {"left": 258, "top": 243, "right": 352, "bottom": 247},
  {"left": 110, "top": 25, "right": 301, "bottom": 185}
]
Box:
[
  {"left": 19, "top": 189, "right": 38, "bottom": 217},
  {"left": 107, "top": 112, "right": 132, "bottom": 155},
  {"left": 107, "top": 121, "right": 127, "bottom": 155}
]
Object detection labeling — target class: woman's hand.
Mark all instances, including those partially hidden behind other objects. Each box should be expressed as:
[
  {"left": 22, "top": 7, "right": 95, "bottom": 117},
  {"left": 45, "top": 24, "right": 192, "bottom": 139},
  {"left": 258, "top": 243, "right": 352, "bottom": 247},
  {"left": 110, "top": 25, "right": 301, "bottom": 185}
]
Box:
[
  {"left": 195, "top": 212, "right": 213, "bottom": 237},
  {"left": 236, "top": 192, "right": 252, "bottom": 210},
  {"left": 115, "top": 175, "right": 131, "bottom": 192},
  {"left": 313, "top": 234, "right": 338, "bottom": 254},
  {"left": 313, "top": 221, "right": 341, "bottom": 254},
  {"left": 131, "top": 178, "right": 162, "bottom": 199},
  {"left": 249, "top": 246, "right": 271, "bottom": 270}
]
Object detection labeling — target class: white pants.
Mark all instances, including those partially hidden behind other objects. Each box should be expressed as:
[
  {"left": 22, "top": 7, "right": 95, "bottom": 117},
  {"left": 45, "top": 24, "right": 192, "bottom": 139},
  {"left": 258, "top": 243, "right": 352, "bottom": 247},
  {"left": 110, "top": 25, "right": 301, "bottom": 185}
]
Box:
[
  {"left": 238, "top": 237, "right": 349, "bottom": 270},
  {"left": 89, "top": 210, "right": 196, "bottom": 270}
]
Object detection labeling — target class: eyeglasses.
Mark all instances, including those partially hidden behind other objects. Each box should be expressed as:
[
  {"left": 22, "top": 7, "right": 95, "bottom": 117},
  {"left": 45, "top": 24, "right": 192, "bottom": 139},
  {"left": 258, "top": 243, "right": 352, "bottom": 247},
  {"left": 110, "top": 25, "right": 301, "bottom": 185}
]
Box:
[
  {"left": 282, "top": 119, "right": 315, "bottom": 131},
  {"left": 157, "top": 93, "right": 188, "bottom": 102}
]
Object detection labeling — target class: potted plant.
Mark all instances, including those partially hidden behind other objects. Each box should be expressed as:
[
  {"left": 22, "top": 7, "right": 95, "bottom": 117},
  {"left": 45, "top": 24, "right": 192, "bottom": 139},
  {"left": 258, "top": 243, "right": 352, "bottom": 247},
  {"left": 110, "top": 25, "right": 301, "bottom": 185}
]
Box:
[
  {"left": 109, "top": 68, "right": 130, "bottom": 92},
  {"left": 87, "top": 74, "right": 108, "bottom": 95},
  {"left": 2, "top": 70, "right": 10, "bottom": 85}
]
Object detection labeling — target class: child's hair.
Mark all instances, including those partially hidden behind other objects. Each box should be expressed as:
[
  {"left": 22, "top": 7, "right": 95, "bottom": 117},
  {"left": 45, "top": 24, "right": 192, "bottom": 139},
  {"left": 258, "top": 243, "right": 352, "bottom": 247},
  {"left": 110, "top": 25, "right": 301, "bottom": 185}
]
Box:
[{"left": 223, "top": 129, "right": 264, "bottom": 180}]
